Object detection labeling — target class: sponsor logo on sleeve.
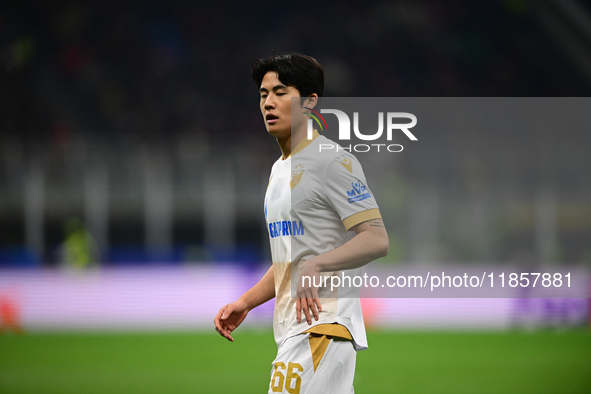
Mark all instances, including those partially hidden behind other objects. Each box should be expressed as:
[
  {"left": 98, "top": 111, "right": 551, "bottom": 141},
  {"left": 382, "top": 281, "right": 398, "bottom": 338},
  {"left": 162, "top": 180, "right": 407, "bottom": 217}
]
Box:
[{"left": 346, "top": 180, "right": 371, "bottom": 203}]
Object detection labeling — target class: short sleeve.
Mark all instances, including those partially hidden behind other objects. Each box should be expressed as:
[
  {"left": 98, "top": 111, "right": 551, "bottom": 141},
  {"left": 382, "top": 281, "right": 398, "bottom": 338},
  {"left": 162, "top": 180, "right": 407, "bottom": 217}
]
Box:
[{"left": 322, "top": 155, "right": 382, "bottom": 230}]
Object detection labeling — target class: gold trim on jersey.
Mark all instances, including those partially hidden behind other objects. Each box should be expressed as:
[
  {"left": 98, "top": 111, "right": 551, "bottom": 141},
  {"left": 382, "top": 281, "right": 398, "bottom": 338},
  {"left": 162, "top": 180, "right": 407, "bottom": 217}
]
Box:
[
  {"left": 338, "top": 158, "right": 353, "bottom": 174},
  {"left": 304, "top": 323, "right": 353, "bottom": 340},
  {"left": 286, "top": 129, "right": 320, "bottom": 159},
  {"left": 342, "top": 208, "right": 382, "bottom": 230}
]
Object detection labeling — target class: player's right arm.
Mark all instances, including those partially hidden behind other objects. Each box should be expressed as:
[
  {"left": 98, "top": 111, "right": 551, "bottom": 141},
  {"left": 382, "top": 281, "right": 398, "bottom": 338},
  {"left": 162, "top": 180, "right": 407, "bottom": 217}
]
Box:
[{"left": 214, "top": 265, "right": 275, "bottom": 342}]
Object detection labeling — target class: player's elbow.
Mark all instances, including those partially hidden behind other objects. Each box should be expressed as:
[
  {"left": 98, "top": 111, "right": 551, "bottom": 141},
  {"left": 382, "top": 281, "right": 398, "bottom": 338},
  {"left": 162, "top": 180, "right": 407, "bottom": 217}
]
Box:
[
  {"left": 379, "top": 240, "right": 390, "bottom": 258},
  {"left": 375, "top": 232, "right": 390, "bottom": 258}
]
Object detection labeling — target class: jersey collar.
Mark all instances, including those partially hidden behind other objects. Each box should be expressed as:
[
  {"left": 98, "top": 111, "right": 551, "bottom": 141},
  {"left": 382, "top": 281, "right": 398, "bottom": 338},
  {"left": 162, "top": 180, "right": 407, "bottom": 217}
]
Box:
[{"left": 285, "top": 129, "right": 320, "bottom": 160}]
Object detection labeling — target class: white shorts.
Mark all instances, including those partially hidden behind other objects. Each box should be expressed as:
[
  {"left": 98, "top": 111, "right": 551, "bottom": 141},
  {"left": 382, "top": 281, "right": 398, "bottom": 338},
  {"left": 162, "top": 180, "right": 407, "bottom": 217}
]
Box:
[{"left": 268, "top": 333, "right": 356, "bottom": 394}]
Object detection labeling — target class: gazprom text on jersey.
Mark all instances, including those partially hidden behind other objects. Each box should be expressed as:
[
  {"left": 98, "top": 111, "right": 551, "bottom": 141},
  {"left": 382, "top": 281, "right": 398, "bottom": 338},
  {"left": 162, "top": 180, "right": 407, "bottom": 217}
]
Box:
[{"left": 269, "top": 220, "right": 304, "bottom": 238}]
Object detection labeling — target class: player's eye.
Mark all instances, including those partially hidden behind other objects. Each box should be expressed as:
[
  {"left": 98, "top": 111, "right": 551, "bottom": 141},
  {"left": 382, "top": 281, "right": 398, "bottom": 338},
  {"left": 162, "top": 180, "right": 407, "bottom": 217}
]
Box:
[{"left": 261, "top": 94, "right": 268, "bottom": 99}]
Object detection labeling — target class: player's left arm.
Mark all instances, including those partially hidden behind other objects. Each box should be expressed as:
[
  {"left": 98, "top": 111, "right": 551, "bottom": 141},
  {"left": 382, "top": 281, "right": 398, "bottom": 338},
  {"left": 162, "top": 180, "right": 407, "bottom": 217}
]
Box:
[
  {"left": 296, "top": 216, "right": 389, "bottom": 324},
  {"left": 311, "top": 217, "right": 389, "bottom": 271}
]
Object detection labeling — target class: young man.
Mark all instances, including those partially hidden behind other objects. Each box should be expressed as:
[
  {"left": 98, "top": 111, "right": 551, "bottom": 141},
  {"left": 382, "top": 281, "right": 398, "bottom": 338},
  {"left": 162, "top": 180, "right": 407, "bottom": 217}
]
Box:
[{"left": 214, "top": 52, "right": 389, "bottom": 393}]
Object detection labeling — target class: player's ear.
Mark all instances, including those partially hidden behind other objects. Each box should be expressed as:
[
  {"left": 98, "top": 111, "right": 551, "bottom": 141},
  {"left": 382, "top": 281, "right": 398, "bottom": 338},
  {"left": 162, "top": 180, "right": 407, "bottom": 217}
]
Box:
[{"left": 303, "top": 94, "right": 318, "bottom": 109}]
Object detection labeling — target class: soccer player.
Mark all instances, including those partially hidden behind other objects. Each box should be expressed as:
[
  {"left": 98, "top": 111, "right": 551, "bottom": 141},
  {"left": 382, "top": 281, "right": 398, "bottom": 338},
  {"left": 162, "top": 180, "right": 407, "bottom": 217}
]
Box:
[{"left": 214, "top": 52, "right": 389, "bottom": 393}]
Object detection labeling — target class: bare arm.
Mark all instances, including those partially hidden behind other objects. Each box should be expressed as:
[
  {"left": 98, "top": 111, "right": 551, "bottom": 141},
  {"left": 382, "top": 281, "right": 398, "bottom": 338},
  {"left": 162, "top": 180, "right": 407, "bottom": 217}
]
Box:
[
  {"left": 214, "top": 265, "right": 275, "bottom": 342},
  {"left": 239, "top": 264, "right": 275, "bottom": 310},
  {"left": 296, "top": 218, "right": 389, "bottom": 324},
  {"left": 313, "top": 218, "right": 389, "bottom": 272}
]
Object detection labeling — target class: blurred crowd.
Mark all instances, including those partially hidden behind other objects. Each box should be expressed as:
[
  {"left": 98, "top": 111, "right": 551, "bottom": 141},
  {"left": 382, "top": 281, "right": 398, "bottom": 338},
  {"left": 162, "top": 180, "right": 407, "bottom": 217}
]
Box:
[{"left": 2, "top": 1, "right": 588, "bottom": 145}]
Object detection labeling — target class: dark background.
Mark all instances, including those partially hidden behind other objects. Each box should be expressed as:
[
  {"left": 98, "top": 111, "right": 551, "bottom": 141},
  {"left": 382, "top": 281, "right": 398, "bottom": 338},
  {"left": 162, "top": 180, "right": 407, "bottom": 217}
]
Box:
[{"left": 1, "top": 0, "right": 591, "bottom": 267}]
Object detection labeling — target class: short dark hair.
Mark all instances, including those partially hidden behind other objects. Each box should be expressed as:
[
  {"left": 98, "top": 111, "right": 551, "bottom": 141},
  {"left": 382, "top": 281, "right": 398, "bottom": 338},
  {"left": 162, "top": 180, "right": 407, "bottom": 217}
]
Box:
[{"left": 252, "top": 52, "right": 324, "bottom": 97}]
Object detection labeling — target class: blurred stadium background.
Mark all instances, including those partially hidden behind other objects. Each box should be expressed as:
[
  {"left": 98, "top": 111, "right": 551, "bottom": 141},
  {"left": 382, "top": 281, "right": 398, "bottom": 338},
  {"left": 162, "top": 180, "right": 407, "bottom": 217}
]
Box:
[{"left": 1, "top": 0, "right": 591, "bottom": 393}]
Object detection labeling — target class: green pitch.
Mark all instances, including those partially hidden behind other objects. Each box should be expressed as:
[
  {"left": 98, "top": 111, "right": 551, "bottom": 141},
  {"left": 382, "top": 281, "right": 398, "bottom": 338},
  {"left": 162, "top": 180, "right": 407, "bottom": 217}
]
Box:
[{"left": 1, "top": 329, "right": 590, "bottom": 393}]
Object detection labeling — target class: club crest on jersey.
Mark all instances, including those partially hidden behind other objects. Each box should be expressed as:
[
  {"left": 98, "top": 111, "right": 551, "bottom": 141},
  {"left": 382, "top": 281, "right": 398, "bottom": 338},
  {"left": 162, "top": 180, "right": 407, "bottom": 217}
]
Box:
[
  {"left": 290, "top": 163, "right": 304, "bottom": 189},
  {"left": 346, "top": 180, "right": 371, "bottom": 203}
]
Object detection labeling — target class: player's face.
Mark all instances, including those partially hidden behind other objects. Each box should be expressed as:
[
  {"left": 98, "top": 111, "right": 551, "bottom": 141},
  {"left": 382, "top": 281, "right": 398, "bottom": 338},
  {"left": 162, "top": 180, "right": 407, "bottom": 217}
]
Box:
[{"left": 259, "top": 71, "right": 303, "bottom": 139}]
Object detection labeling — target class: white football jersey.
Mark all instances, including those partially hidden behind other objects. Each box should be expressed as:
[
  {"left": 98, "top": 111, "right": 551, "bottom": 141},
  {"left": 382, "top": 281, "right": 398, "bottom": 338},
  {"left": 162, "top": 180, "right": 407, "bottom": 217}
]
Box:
[{"left": 265, "top": 130, "right": 381, "bottom": 351}]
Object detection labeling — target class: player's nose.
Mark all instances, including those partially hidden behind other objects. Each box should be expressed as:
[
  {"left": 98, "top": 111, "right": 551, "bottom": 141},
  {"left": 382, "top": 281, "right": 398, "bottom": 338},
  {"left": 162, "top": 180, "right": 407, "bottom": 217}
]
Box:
[{"left": 264, "top": 96, "right": 276, "bottom": 109}]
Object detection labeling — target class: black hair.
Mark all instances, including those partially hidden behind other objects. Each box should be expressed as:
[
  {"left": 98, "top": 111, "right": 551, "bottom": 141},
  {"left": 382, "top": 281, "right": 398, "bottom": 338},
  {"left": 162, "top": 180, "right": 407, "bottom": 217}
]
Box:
[{"left": 251, "top": 52, "right": 324, "bottom": 97}]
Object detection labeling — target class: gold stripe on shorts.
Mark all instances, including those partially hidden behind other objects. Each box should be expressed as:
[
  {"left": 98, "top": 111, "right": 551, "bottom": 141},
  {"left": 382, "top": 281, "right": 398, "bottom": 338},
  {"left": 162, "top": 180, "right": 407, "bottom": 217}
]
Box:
[
  {"left": 308, "top": 334, "right": 331, "bottom": 372},
  {"left": 304, "top": 324, "right": 353, "bottom": 373}
]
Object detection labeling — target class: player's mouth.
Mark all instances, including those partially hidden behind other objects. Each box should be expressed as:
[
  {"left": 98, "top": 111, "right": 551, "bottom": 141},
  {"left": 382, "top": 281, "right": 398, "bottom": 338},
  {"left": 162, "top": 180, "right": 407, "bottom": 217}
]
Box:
[{"left": 266, "top": 114, "right": 278, "bottom": 124}]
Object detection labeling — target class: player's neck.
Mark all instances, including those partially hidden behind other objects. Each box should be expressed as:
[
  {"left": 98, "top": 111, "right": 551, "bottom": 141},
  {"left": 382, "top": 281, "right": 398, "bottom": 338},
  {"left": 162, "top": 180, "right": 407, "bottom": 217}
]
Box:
[
  {"left": 278, "top": 126, "right": 306, "bottom": 161},
  {"left": 277, "top": 135, "right": 291, "bottom": 160}
]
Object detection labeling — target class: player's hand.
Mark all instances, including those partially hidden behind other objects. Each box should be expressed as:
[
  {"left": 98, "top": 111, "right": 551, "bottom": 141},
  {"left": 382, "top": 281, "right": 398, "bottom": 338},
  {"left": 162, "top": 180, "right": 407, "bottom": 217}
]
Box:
[
  {"left": 296, "top": 259, "right": 322, "bottom": 325},
  {"left": 214, "top": 300, "right": 249, "bottom": 342}
]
